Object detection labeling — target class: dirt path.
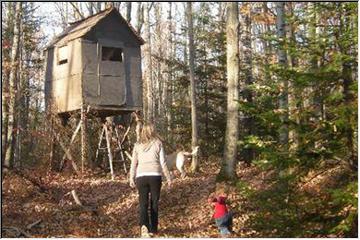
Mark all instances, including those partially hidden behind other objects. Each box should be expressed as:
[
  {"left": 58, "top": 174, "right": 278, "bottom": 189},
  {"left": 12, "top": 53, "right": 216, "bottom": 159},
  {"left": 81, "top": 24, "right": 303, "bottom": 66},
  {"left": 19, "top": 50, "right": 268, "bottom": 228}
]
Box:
[{"left": 2, "top": 162, "right": 261, "bottom": 237}]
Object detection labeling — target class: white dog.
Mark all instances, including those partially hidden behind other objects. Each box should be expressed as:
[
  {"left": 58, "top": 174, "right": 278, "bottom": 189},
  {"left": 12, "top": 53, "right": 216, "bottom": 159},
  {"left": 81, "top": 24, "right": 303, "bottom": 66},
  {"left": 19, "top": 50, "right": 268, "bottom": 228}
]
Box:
[{"left": 166, "top": 146, "right": 199, "bottom": 178}]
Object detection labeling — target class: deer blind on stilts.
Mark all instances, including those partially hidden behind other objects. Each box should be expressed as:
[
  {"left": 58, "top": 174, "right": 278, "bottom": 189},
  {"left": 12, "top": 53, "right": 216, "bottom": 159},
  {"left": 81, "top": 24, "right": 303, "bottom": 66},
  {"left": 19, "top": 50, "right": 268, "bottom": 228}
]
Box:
[{"left": 43, "top": 7, "right": 144, "bottom": 178}]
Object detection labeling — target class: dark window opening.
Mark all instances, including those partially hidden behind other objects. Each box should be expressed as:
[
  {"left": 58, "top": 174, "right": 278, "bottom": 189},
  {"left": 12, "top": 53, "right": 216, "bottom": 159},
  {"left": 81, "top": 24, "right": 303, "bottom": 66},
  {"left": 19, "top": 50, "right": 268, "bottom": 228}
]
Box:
[
  {"left": 59, "top": 59, "right": 68, "bottom": 65},
  {"left": 102, "top": 46, "right": 123, "bottom": 62}
]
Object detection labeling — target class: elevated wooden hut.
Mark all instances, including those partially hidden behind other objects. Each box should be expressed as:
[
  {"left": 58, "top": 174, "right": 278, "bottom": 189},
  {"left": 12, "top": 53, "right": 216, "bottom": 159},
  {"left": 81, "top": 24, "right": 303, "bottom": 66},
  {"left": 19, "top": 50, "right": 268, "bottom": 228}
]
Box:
[
  {"left": 44, "top": 7, "right": 144, "bottom": 177},
  {"left": 44, "top": 7, "right": 144, "bottom": 118}
]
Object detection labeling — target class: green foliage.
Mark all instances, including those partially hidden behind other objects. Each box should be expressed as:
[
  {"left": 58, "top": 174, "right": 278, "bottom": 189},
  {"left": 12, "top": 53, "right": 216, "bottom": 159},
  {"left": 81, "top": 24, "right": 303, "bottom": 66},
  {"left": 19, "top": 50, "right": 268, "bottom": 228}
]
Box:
[
  {"left": 236, "top": 179, "right": 254, "bottom": 198},
  {"left": 170, "top": 2, "right": 227, "bottom": 156},
  {"left": 245, "top": 175, "right": 303, "bottom": 237},
  {"left": 244, "top": 170, "right": 357, "bottom": 237},
  {"left": 328, "top": 181, "right": 358, "bottom": 236},
  {"left": 235, "top": 2, "right": 357, "bottom": 237}
]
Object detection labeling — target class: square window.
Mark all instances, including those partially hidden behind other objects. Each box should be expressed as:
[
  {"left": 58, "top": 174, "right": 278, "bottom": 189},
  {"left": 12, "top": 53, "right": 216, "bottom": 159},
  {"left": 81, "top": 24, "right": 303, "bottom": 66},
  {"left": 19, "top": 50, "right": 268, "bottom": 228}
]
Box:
[
  {"left": 58, "top": 45, "right": 68, "bottom": 65},
  {"left": 102, "top": 46, "right": 123, "bottom": 62}
]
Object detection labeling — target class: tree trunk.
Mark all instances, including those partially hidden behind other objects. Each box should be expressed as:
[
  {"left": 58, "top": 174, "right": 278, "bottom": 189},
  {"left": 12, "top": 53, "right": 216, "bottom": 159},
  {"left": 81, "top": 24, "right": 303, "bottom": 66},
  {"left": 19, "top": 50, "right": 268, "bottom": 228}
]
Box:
[
  {"left": 2, "top": 72, "right": 10, "bottom": 163},
  {"left": 2, "top": 2, "right": 15, "bottom": 163},
  {"left": 218, "top": 2, "right": 239, "bottom": 180},
  {"left": 276, "top": 2, "right": 289, "bottom": 148},
  {"left": 136, "top": 2, "right": 143, "bottom": 33},
  {"left": 262, "top": 2, "right": 272, "bottom": 82},
  {"left": 4, "top": 2, "right": 22, "bottom": 169},
  {"left": 239, "top": 3, "right": 254, "bottom": 165},
  {"left": 166, "top": 2, "right": 173, "bottom": 136},
  {"left": 86, "top": 2, "right": 94, "bottom": 15},
  {"left": 70, "top": 2, "right": 85, "bottom": 20},
  {"left": 339, "top": 4, "right": 356, "bottom": 170},
  {"left": 154, "top": 3, "right": 163, "bottom": 127},
  {"left": 126, "top": 2, "right": 132, "bottom": 23},
  {"left": 14, "top": 23, "right": 24, "bottom": 168},
  {"left": 187, "top": 2, "right": 199, "bottom": 172},
  {"left": 287, "top": 2, "right": 301, "bottom": 150},
  {"left": 309, "top": 3, "right": 322, "bottom": 123},
  {"left": 183, "top": 3, "right": 188, "bottom": 67},
  {"left": 144, "top": 3, "right": 154, "bottom": 122},
  {"left": 96, "top": 2, "right": 102, "bottom": 12}
]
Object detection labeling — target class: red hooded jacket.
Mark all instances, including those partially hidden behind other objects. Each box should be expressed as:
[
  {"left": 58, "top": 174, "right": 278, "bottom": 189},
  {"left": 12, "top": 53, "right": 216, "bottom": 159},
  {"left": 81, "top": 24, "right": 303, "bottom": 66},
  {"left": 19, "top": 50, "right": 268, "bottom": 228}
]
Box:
[{"left": 210, "top": 196, "right": 228, "bottom": 219}]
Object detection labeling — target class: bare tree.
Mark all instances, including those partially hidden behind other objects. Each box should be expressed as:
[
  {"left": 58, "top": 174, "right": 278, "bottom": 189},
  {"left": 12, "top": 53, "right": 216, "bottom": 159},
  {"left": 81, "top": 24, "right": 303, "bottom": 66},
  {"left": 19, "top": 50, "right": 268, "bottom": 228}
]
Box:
[
  {"left": 2, "top": 2, "right": 15, "bottom": 162},
  {"left": 126, "top": 2, "right": 132, "bottom": 23},
  {"left": 136, "top": 2, "right": 144, "bottom": 34},
  {"left": 276, "top": 2, "right": 289, "bottom": 147},
  {"left": 86, "top": 2, "right": 94, "bottom": 15},
  {"left": 339, "top": 3, "right": 356, "bottom": 169},
  {"left": 144, "top": 2, "right": 154, "bottom": 121},
  {"left": 4, "top": 2, "right": 22, "bottom": 169},
  {"left": 219, "top": 2, "right": 240, "bottom": 180},
  {"left": 165, "top": 2, "right": 173, "bottom": 135},
  {"left": 239, "top": 2, "right": 254, "bottom": 165},
  {"left": 186, "top": 2, "right": 199, "bottom": 172},
  {"left": 70, "top": 2, "right": 85, "bottom": 20},
  {"left": 154, "top": 3, "right": 165, "bottom": 128},
  {"left": 136, "top": 2, "right": 143, "bottom": 33}
]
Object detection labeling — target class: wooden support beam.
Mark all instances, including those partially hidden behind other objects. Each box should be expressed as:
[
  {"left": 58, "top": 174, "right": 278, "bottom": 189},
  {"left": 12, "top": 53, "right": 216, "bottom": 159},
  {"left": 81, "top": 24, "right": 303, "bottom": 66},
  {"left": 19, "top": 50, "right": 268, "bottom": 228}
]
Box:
[
  {"left": 120, "top": 113, "right": 135, "bottom": 145},
  {"left": 115, "top": 127, "right": 128, "bottom": 173},
  {"left": 95, "top": 126, "right": 106, "bottom": 164},
  {"left": 124, "top": 150, "right": 133, "bottom": 161},
  {"left": 59, "top": 120, "right": 81, "bottom": 170},
  {"left": 120, "top": 124, "right": 132, "bottom": 145},
  {"left": 81, "top": 105, "right": 88, "bottom": 173},
  {"left": 48, "top": 116, "right": 56, "bottom": 171},
  {"left": 53, "top": 131, "right": 79, "bottom": 173},
  {"left": 104, "top": 124, "right": 115, "bottom": 180}
]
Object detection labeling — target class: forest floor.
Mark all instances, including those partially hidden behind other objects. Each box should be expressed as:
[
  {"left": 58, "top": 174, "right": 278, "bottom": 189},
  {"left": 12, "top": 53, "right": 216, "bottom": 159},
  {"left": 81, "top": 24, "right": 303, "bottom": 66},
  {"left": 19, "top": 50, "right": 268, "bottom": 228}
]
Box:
[{"left": 1, "top": 158, "right": 354, "bottom": 238}]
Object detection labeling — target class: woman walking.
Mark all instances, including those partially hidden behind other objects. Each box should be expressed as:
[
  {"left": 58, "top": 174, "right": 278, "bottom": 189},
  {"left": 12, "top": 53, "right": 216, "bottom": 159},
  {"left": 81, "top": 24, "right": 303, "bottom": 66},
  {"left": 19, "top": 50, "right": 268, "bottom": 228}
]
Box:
[{"left": 129, "top": 123, "right": 172, "bottom": 237}]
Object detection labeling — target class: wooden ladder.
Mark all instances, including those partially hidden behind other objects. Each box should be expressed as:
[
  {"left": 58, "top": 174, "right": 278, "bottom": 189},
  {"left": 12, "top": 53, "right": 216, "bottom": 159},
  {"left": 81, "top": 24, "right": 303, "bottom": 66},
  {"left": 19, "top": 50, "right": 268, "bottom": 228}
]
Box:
[{"left": 95, "top": 123, "right": 128, "bottom": 180}]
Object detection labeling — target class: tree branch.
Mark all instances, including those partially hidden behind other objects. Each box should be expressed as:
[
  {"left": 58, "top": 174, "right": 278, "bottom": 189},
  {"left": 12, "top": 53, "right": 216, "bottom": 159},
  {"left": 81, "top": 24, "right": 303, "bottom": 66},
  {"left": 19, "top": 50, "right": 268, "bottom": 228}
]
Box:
[{"left": 70, "top": 2, "right": 85, "bottom": 20}]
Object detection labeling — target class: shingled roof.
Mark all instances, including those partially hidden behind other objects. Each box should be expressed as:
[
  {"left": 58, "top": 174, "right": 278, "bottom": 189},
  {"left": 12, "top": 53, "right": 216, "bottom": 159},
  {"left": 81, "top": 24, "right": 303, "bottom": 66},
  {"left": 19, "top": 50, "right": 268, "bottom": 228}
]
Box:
[{"left": 45, "top": 7, "right": 144, "bottom": 49}]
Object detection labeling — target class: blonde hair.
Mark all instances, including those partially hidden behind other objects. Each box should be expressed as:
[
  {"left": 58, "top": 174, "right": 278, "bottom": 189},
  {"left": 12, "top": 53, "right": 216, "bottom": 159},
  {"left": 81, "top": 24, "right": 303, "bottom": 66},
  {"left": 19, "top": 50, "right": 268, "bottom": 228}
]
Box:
[{"left": 139, "top": 122, "right": 158, "bottom": 144}]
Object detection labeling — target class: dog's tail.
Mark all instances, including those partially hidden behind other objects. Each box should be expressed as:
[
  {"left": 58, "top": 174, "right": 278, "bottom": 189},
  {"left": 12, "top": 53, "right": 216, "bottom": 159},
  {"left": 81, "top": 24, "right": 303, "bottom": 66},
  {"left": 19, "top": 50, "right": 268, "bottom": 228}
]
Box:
[{"left": 183, "top": 146, "right": 200, "bottom": 156}]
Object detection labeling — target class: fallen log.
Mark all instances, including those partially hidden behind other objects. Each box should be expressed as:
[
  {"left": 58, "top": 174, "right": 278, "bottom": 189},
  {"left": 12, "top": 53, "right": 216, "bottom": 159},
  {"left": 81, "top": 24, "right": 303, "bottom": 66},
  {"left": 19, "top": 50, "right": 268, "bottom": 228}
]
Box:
[
  {"left": 71, "top": 190, "right": 83, "bottom": 206},
  {"left": 62, "top": 190, "right": 98, "bottom": 214},
  {"left": 2, "top": 226, "right": 32, "bottom": 238},
  {"left": 65, "top": 205, "right": 98, "bottom": 213},
  {"left": 26, "top": 219, "right": 42, "bottom": 230}
]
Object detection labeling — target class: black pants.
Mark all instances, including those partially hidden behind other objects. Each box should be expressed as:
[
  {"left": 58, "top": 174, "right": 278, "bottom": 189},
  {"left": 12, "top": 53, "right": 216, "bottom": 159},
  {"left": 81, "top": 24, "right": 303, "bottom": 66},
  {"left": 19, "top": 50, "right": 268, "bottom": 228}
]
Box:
[{"left": 136, "top": 176, "right": 162, "bottom": 233}]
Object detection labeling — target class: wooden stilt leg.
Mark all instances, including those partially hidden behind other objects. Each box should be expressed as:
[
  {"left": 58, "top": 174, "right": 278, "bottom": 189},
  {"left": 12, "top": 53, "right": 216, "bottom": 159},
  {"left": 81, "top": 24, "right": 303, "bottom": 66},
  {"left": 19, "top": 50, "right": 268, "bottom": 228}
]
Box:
[
  {"left": 104, "top": 123, "right": 115, "bottom": 180},
  {"left": 135, "top": 117, "right": 142, "bottom": 143},
  {"left": 49, "top": 135, "right": 55, "bottom": 171},
  {"left": 95, "top": 126, "right": 106, "bottom": 165},
  {"left": 81, "top": 105, "right": 88, "bottom": 174},
  {"left": 49, "top": 117, "right": 55, "bottom": 171},
  {"left": 52, "top": 131, "right": 79, "bottom": 173},
  {"left": 115, "top": 127, "right": 127, "bottom": 173},
  {"left": 120, "top": 147, "right": 127, "bottom": 173}
]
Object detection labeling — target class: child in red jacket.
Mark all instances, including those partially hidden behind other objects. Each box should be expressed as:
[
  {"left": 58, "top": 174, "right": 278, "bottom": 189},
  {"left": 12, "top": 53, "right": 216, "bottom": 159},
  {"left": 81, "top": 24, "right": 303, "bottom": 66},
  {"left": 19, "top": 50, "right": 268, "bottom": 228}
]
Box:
[{"left": 208, "top": 195, "right": 233, "bottom": 236}]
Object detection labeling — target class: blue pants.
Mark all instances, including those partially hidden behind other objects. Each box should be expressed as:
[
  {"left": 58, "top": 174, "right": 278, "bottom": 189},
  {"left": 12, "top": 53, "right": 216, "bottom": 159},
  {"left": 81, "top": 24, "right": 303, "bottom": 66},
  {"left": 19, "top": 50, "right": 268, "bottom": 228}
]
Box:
[{"left": 215, "top": 212, "right": 233, "bottom": 235}]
